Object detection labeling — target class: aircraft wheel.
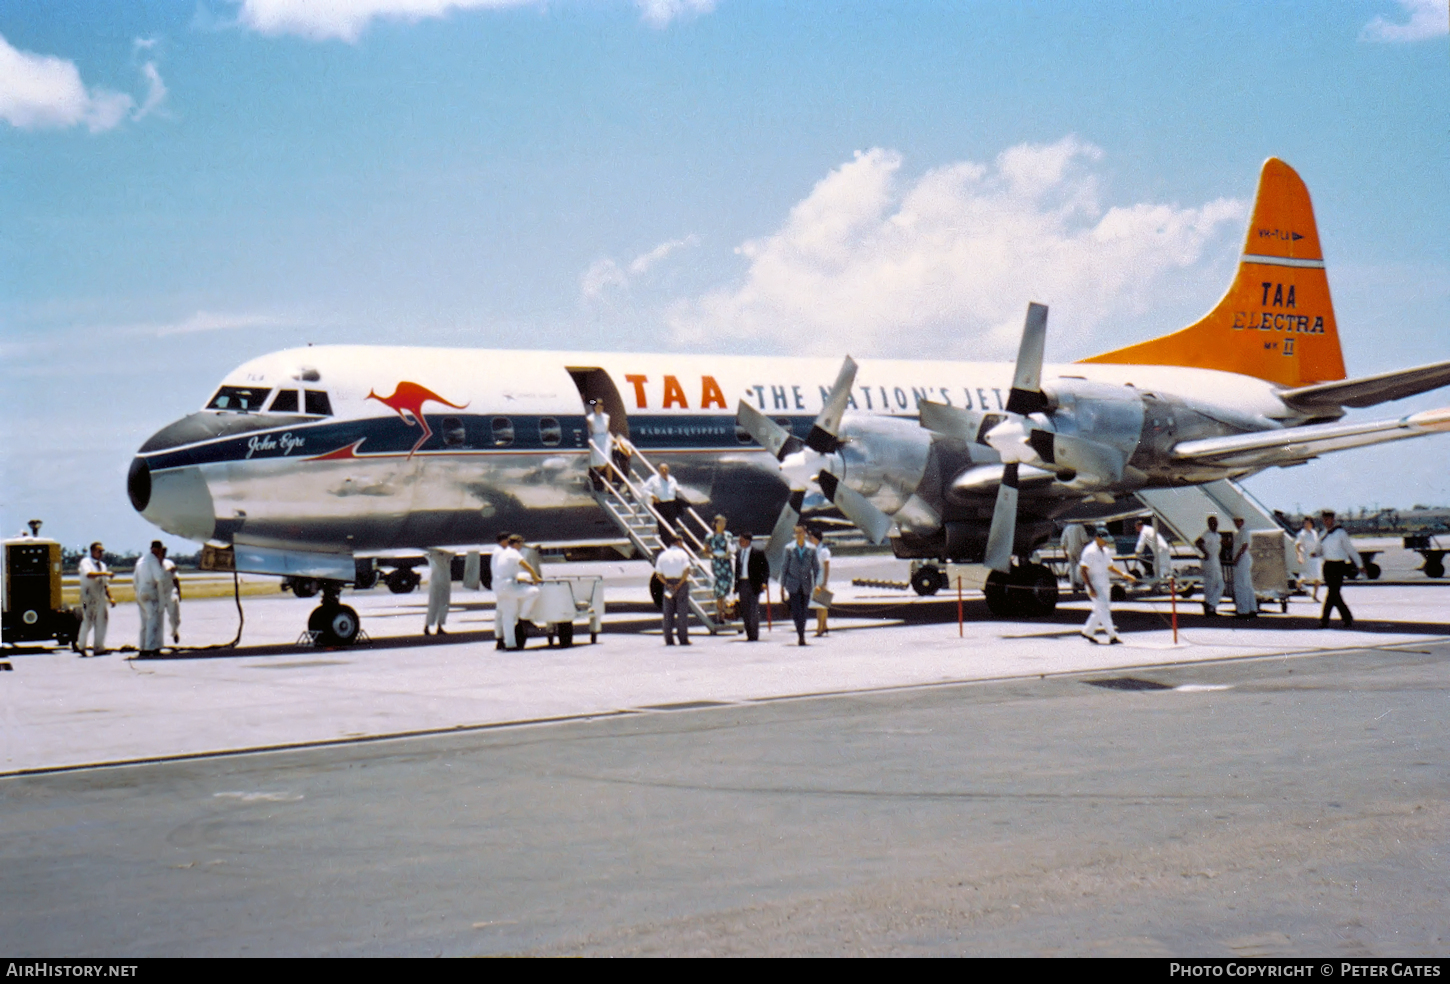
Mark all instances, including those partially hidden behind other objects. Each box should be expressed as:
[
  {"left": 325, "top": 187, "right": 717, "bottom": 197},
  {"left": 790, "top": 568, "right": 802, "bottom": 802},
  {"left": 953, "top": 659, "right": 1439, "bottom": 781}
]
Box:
[
  {"left": 983, "top": 570, "right": 1012, "bottom": 617},
  {"left": 354, "top": 568, "right": 379, "bottom": 590},
  {"left": 911, "top": 565, "right": 944, "bottom": 597},
  {"left": 1364, "top": 562, "right": 1382, "bottom": 581},
  {"left": 557, "top": 622, "right": 574, "bottom": 648},
  {"left": 1424, "top": 557, "right": 1445, "bottom": 579},
  {"left": 1110, "top": 584, "right": 1128, "bottom": 602},
  {"left": 1008, "top": 563, "right": 1058, "bottom": 617},
  {"left": 291, "top": 577, "right": 320, "bottom": 599},
  {"left": 309, "top": 604, "right": 360, "bottom": 646},
  {"left": 386, "top": 569, "right": 420, "bottom": 594}
]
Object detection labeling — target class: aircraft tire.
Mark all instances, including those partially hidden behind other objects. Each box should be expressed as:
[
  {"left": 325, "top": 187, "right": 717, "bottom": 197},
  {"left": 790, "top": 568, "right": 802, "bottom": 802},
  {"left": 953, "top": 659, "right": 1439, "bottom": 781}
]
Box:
[
  {"left": 291, "top": 577, "right": 320, "bottom": 599},
  {"left": 354, "top": 568, "right": 379, "bottom": 590},
  {"left": 1424, "top": 556, "right": 1445, "bottom": 579},
  {"left": 983, "top": 570, "right": 1012, "bottom": 617},
  {"left": 386, "top": 569, "right": 420, "bottom": 594},
  {"left": 911, "top": 565, "right": 944, "bottom": 597},
  {"left": 309, "top": 604, "right": 360, "bottom": 647},
  {"left": 1110, "top": 584, "right": 1128, "bottom": 602},
  {"left": 1006, "top": 563, "right": 1058, "bottom": 618},
  {"left": 1364, "top": 562, "right": 1382, "bottom": 581}
]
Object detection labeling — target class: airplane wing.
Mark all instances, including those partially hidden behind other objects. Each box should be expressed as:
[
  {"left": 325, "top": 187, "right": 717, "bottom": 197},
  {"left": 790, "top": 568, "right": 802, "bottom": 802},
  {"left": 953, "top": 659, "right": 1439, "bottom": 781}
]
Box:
[
  {"left": 1278, "top": 359, "right": 1450, "bottom": 410},
  {"left": 1172, "top": 407, "right": 1450, "bottom": 469}
]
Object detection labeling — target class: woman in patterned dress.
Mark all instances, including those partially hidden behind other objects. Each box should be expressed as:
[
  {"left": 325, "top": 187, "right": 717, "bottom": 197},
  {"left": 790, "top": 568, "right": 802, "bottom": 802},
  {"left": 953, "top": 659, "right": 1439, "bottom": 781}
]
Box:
[{"left": 707, "top": 514, "right": 734, "bottom": 623}]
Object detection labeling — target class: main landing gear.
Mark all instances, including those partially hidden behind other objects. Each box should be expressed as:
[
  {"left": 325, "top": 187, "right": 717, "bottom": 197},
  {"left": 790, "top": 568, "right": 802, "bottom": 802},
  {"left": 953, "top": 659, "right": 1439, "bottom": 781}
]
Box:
[
  {"left": 307, "top": 583, "right": 360, "bottom": 647},
  {"left": 984, "top": 563, "right": 1059, "bottom": 618}
]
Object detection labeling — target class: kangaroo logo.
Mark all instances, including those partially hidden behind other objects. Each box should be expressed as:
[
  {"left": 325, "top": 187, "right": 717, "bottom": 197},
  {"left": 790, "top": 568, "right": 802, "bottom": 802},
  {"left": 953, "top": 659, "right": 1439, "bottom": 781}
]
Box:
[{"left": 367, "top": 382, "right": 469, "bottom": 458}]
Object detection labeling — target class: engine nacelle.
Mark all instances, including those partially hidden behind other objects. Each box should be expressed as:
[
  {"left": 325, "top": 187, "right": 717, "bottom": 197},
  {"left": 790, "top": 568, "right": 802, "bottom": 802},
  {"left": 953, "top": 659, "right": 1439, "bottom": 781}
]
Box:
[{"left": 835, "top": 413, "right": 934, "bottom": 518}]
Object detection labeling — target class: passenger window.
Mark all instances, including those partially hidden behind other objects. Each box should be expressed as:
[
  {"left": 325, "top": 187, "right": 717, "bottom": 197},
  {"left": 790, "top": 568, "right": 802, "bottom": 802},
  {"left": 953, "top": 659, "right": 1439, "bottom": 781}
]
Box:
[
  {"left": 206, "top": 386, "right": 271, "bottom": 412},
  {"left": 304, "top": 391, "right": 333, "bottom": 416},
  {"left": 269, "top": 389, "right": 299, "bottom": 413},
  {"left": 735, "top": 423, "right": 754, "bottom": 445},
  {"left": 442, "top": 417, "right": 467, "bottom": 447},
  {"left": 491, "top": 417, "right": 514, "bottom": 447},
  {"left": 539, "top": 417, "right": 562, "bottom": 447}
]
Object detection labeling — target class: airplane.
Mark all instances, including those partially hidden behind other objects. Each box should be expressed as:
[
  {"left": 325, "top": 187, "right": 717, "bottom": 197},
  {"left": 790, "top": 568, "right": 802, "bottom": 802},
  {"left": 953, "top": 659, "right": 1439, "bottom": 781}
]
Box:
[{"left": 127, "top": 158, "right": 1450, "bottom": 644}]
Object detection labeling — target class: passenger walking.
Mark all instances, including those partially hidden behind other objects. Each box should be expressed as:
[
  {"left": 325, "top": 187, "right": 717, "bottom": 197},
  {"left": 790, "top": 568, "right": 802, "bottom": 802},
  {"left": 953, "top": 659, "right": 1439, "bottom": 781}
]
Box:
[
  {"left": 734, "top": 532, "right": 769, "bottom": 642},
  {"left": 1061, "top": 522, "right": 1089, "bottom": 593},
  {"left": 1231, "top": 517, "right": 1258, "bottom": 618},
  {"left": 706, "top": 514, "right": 734, "bottom": 624},
  {"left": 586, "top": 399, "right": 613, "bottom": 491},
  {"left": 1194, "top": 515, "right": 1225, "bottom": 616},
  {"left": 1315, "top": 510, "right": 1361, "bottom": 629},
  {"left": 1295, "top": 517, "right": 1322, "bottom": 601},
  {"left": 161, "top": 549, "right": 182, "bottom": 645},
  {"left": 642, "top": 463, "right": 684, "bottom": 536},
  {"left": 76, "top": 541, "right": 114, "bottom": 656},
  {"left": 778, "top": 524, "right": 820, "bottom": 647},
  {"left": 808, "top": 527, "right": 832, "bottom": 637},
  {"left": 133, "top": 540, "right": 168, "bottom": 657},
  {"left": 653, "top": 532, "right": 693, "bottom": 646},
  {"left": 424, "top": 547, "right": 453, "bottom": 636},
  {"left": 1080, "top": 526, "right": 1136, "bottom": 644}
]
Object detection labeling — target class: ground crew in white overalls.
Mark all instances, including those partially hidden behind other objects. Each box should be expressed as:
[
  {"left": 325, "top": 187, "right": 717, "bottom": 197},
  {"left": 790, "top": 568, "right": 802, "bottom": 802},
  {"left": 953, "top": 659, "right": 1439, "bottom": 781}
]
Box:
[
  {"left": 1231, "top": 516, "right": 1258, "bottom": 618},
  {"left": 1061, "top": 522, "right": 1089, "bottom": 593},
  {"left": 1194, "top": 515, "right": 1225, "bottom": 617},
  {"left": 133, "top": 540, "right": 168, "bottom": 657},
  {"left": 496, "top": 533, "right": 541, "bottom": 650},
  {"left": 1080, "top": 526, "right": 1136, "bottom": 644},
  {"left": 162, "top": 550, "right": 182, "bottom": 645},
  {"left": 76, "top": 541, "right": 115, "bottom": 656},
  {"left": 1134, "top": 518, "right": 1173, "bottom": 585},
  {"left": 423, "top": 547, "right": 453, "bottom": 636}
]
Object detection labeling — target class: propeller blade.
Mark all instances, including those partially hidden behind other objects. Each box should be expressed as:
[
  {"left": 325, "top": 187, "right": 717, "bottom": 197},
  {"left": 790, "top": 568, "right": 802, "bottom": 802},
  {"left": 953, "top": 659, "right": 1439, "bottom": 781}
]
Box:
[
  {"left": 1005, "top": 302, "right": 1051, "bottom": 415},
  {"left": 983, "top": 462, "right": 1020, "bottom": 573},
  {"left": 1051, "top": 433, "right": 1126, "bottom": 484},
  {"left": 805, "top": 356, "right": 859, "bottom": 454},
  {"left": 817, "top": 471, "right": 894, "bottom": 545},
  {"left": 917, "top": 399, "right": 986, "bottom": 441},
  {"left": 764, "top": 490, "right": 805, "bottom": 577},
  {"left": 737, "top": 400, "right": 803, "bottom": 461}
]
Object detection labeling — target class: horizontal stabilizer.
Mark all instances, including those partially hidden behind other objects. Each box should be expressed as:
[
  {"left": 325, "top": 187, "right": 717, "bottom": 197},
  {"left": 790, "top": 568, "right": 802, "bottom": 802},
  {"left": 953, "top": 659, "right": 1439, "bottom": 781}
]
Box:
[
  {"left": 1172, "top": 407, "right": 1450, "bottom": 468},
  {"left": 1278, "top": 359, "right": 1450, "bottom": 410}
]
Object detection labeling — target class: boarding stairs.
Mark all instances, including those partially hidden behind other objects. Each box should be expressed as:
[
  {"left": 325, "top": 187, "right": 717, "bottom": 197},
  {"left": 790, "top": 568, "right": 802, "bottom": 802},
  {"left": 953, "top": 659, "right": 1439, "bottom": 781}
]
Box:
[{"left": 590, "top": 435, "right": 737, "bottom": 634}]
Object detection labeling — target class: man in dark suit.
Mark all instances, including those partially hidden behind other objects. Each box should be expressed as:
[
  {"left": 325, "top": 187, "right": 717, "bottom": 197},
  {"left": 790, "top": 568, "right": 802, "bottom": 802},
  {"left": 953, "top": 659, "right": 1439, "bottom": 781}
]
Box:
[
  {"left": 778, "top": 524, "right": 820, "bottom": 647},
  {"left": 734, "top": 532, "right": 770, "bottom": 642}
]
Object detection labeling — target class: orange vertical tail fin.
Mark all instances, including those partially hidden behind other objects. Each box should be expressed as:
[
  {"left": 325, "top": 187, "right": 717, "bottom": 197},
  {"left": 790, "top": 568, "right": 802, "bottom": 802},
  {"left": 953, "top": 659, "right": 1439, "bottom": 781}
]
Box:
[{"left": 1080, "top": 158, "right": 1346, "bottom": 387}]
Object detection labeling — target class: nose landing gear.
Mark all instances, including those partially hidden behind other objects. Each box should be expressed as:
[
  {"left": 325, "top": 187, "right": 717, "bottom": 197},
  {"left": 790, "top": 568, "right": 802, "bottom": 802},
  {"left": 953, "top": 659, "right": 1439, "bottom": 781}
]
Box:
[{"left": 307, "top": 582, "right": 360, "bottom": 646}]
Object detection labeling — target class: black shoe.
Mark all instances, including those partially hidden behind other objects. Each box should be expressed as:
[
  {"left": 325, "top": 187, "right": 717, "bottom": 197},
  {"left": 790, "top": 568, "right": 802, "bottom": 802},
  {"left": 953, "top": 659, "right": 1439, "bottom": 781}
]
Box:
[
  {"left": 680, "top": 640, "right": 691, "bottom": 646},
  {"left": 1343, "top": 621, "right": 1355, "bottom": 630},
  {"left": 665, "top": 641, "right": 675, "bottom": 646},
  {"left": 436, "top": 626, "right": 446, "bottom": 635},
  {"left": 423, "top": 627, "right": 431, "bottom": 636}
]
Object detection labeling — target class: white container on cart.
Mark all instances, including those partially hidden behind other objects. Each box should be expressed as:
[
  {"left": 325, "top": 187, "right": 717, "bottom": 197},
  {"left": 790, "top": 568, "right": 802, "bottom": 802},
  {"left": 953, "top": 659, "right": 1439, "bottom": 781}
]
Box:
[{"left": 530, "top": 576, "right": 605, "bottom": 647}]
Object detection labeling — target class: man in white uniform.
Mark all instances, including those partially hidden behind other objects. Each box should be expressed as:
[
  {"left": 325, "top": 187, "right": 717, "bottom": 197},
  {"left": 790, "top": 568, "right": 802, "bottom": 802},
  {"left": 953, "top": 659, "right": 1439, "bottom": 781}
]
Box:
[
  {"left": 424, "top": 547, "right": 453, "bottom": 636},
  {"left": 653, "top": 532, "right": 693, "bottom": 646},
  {"left": 496, "top": 534, "right": 541, "bottom": 650},
  {"left": 490, "top": 533, "right": 509, "bottom": 649},
  {"left": 1194, "top": 515, "right": 1225, "bottom": 617},
  {"left": 161, "top": 549, "right": 182, "bottom": 645},
  {"left": 1134, "top": 518, "right": 1173, "bottom": 584},
  {"left": 1294, "top": 517, "right": 1322, "bottom": 601},
  {"left": 1080, "top": 526, "right": 1136, "bottom": 644},
  {"left": 1061, "top": 523, "right": 1089, "bottom": 593},
  {"left": 76, "top": 541, "right": 114, "bottom": 656},
  {"left": 133, "top": 540, "right": 168, "bottom": 657},
  {"left": 1314, "top": 510, "right": 1362, "bottom": 629},
  {"left": 1230, "top": 516, "right": 1258, "bottom": 617},
  {"left": 586, "top": 400, "right": 612, "bottom": 491},
  {"left": 642, "top": 463, "right": 683, "bottom": 535}
]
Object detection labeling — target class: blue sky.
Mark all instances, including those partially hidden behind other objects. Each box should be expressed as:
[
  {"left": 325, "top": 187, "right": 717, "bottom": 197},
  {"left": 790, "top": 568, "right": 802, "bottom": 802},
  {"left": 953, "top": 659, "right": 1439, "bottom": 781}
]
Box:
[{"left": 2, "top": 0, "right": 1448, "bottom": 551}]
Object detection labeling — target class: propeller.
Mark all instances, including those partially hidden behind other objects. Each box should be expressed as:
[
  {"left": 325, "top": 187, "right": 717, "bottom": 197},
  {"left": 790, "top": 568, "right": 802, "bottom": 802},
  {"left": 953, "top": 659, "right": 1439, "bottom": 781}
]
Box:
[
  {"left": 736, "top": 356, "right": 895, "bottom": 569},
  {"left": 982, "top": 302, "right": 1051, "bottom": 573}
]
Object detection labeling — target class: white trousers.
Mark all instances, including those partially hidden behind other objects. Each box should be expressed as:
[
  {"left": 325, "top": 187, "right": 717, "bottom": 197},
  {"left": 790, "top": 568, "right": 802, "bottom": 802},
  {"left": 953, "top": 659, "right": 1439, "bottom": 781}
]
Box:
[
  {"left": 496, "top": 583, "right": 539, "bottom": 649},
  {"left": 426, "top": 553, "right": 452, "bottom": 629},
  {"left": 79, "top": 593, "right": 108, "bottom": 651},
  {"left": 1083, "top": 575, "right": 1117, "bottom": 637},
  {"left": 136, "top": 594, "right": 165, "bottom": 651},
  {"left": 1201, "top": 557, "right": 1224, "bottom": 610},
  {"left": 1067, "top": 552, "right": 1084, "bottom": 589},
  {"left": 166, "top": 596, "right": 181, "bottom": 640},
  {"left": 1233, "top": 559, "right": 1258, "bottom": 615}
]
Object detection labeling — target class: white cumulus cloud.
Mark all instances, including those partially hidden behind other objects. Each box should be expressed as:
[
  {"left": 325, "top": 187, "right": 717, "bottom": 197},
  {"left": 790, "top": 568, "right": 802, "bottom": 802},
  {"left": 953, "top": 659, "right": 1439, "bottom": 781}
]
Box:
[
  {"left": 583, "top": 235, "right": 699, "bottom": 299},
  {"left": 635, "top": 0, "right": 715, "bottom": 28},
  {"left": 667, "top": 137, "right": 1247, "bottom": 359},
  {"left": 0, "top": 33, "right": 134, "bottom": 132},
  {"left": 1361, "top": 0, "right": 1449, "bottom": 41}
]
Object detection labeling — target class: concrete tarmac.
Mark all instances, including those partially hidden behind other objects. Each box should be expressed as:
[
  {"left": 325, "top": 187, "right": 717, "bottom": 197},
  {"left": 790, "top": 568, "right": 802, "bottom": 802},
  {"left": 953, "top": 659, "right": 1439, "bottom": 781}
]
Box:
[{"left": 2, "top": 557, "right": 1447, "bottom": 955}]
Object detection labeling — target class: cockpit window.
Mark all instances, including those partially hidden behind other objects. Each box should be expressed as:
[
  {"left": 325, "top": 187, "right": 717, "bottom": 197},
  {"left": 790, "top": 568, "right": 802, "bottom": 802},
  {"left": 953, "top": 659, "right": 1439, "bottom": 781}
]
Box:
[
  {"left": 206, "top": 386, "right": 271, "bottom": 412},
  {"left": 269, "top": 389, "right": 299, "bottom": 413},
  {"left": 304, "top": 390, "right": 333, "bottom": 416}
]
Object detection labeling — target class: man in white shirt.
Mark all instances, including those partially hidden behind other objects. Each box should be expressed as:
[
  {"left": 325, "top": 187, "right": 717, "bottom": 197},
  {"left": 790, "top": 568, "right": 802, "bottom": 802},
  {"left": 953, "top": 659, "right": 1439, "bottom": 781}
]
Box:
[
  {"left": 1230, "top": 517, "right": 1258, "bottom": 617},
  {"left": 489, "top": 533, "right": 510, "bottom": 649},
  {"left": 1134, "top": 518, "right": 1173, "bottom": 584},
  {"left": 132, "top": 540, "right": 168, "bottom": 657},
  {"left": 653, "top": 532, "right": 693, "bottom": 646},
  {"left": 161, "top": 550, "right": 183, "bottom": 645},
  {"left": 424, "top": 547, "right": 453, "bottom": 636},
  {"left": 1061, "top": 523, "right": 1089, "bottom": 592},
  {"left": 1314, "top": 510, "right": 1361, "bottom": 629},
  {"left": 77, "top": 541, "right": 114, "bottom": 656},
  {"left": 642, "top": 463, "right": 683, "bottom": 535},
  {"left": 1080, "top": 526, "right": 1136, "bottom": 644},
  {"left": 495, "top": 534, "right": 541, "bottom": 650},
  {"left": 1194, "top": 515, "right": 1225, "bottom": 617}
]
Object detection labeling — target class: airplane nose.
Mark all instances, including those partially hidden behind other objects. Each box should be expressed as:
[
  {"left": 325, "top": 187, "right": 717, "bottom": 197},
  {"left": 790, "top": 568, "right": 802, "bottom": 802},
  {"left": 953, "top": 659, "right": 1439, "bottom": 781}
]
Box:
[{"left": 127, "top": 457, "right": 151, "bottom": 512}]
